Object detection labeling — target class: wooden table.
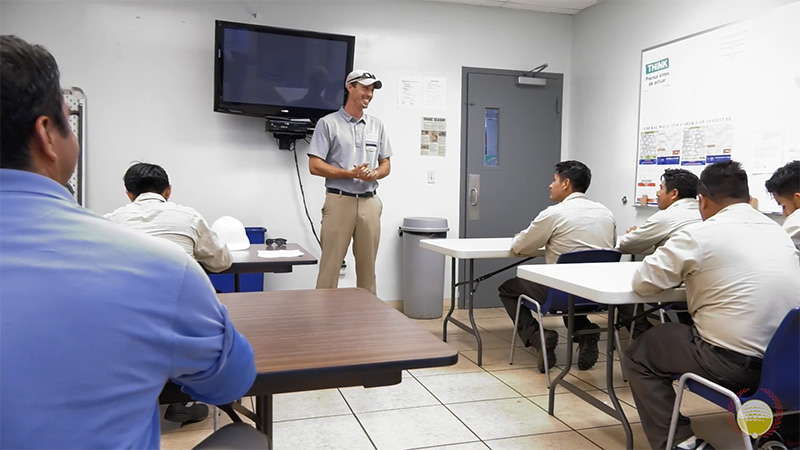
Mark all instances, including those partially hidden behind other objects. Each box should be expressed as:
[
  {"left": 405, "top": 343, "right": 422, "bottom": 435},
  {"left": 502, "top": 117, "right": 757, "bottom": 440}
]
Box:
[
  {"left": 214, "top": 243, "right": 318, "bottom": 291},
  {"left": 161, "top": 288, "right": 458, "bottom": 438},
  {"left": 517, "top": 262, "right": 685, "bottom": 450},
  {"left": 420, "top": 238, "right": 544, "bottom": 366}
]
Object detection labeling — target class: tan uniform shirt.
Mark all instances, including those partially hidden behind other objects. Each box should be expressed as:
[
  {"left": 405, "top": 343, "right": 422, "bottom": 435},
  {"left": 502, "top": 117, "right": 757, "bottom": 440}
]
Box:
[
  {"left": 618, "top": 198, "right": 701, "bottom": 254},
  {"left": 105, "top": 193, "right": 232, "bottom": 273},
  {"left": 633, "top": 203, "right": 800, "bottom": 357},
  {"left": 783, "top": 209, "right": 800, "bottom": 256},
  {"left": 511, "top": 192, "right": 617, "bottom": 264}
]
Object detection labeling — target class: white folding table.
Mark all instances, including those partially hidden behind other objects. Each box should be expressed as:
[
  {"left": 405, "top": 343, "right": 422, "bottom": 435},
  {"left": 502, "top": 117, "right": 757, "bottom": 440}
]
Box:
[
  {"left": 420, "top": 238, "right": 544, "bottom": 366},
  {"left": 517, "top": 261, "right": 686, "bottom": 450}
]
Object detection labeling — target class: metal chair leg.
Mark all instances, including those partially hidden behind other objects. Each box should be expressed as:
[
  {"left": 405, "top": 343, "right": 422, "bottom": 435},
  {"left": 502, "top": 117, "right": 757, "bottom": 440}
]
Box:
[
  {"left": 526, "top": 300, "right": 549, "bottom": 388},
  {"left": 509, "top": 295, "right": 524, "bottom": 364},
  {"left": 666, "top": 373, "right": 751, "bottom": 450}
]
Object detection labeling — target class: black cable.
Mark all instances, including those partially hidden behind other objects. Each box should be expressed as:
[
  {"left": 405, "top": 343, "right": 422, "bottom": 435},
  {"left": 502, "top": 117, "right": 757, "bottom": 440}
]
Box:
[{"left": 291, "top": 139, "right": 321, "bottom": 248}]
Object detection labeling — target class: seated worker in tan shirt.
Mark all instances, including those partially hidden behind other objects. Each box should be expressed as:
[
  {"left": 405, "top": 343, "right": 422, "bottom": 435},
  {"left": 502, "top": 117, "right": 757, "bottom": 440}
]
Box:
[
  {"left": 105, "top": 162, "right": 232, "bottom": 274},
  {"left": 624, "top": 161, "right": 800, "bottom": 450},
  {"left": 618, "top": 168, "right": 701, "bottom": 337},
  {"left": 498, "top": 160, "right": 616, "bottom": 373},
  {"left": 765, "top": 160, "right": 800, "bottom": 256}
]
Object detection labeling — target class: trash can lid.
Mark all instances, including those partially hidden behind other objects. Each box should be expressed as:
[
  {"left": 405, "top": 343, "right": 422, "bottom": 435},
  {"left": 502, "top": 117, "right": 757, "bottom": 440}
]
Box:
[{"left": 400, "top": 217, "right": 449, "bottom": 233}]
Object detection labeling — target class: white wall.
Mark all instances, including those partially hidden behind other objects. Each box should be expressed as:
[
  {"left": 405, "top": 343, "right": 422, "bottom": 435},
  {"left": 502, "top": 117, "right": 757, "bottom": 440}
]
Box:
[
  {"left": 569, "top": 0, "right": 795, "bottom": 230},
  {"left": 0, "top": 0, "right": 573, "bottom": 301}
]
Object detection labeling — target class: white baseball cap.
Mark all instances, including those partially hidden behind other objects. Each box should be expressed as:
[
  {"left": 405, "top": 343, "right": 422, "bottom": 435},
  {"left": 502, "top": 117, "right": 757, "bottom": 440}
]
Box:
[{"left": 345, "top": 70, "right": 382, "bottom": 89}]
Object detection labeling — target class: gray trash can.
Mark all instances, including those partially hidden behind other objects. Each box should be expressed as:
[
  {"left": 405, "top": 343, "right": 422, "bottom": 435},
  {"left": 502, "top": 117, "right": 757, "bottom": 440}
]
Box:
[{"left": 400, "top": 217, "right": 449, "bottom": 319}]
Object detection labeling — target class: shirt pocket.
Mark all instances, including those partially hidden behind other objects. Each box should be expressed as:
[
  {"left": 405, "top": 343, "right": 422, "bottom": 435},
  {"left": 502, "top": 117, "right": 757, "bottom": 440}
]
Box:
[{"left": 365, "top": 134, "right": 379, "bottom": 154}]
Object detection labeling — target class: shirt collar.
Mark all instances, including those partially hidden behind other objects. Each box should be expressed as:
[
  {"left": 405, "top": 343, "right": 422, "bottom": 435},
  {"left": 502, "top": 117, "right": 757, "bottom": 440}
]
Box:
[
  {"left": 133, "top": 192, "right": 167, "bottom": 203},
  {"left": 338, "top": 107, "right": 367, "bottom": 124},
  {"left": 0, "top": 168, "right": 76, "bottom": 204},
  {"left": 713, "top": 202, "right": 758, "bottom": 218},
  {"left": 666, "top": 198, "right": 698, "bottom": 209},
  {"left": 562, "top": 192, "right": 587, "bottom": 202}
]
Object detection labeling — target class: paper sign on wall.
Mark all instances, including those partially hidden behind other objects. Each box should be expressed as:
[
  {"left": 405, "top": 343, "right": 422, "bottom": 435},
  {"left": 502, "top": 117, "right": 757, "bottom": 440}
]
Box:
[{"left": 421, "top": 117, "right": 446, "bottom": 157}]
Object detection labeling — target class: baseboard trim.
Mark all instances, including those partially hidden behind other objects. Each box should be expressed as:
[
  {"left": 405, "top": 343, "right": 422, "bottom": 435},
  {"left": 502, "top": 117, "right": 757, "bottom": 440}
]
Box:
[{"left": 387, "top": 298, "right": 451, "bottom": 313}]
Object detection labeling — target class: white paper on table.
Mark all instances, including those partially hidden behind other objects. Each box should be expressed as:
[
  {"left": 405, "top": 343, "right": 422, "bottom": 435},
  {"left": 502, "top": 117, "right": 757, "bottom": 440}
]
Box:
[{"left": 257, "top": 250, "right": 304, "bottom": 258}]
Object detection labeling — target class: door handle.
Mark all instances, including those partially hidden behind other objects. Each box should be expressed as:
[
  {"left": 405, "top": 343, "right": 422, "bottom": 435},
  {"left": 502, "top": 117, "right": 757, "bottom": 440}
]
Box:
[{"left": 469, "top": 188, "right": 479, "bottom": 206}]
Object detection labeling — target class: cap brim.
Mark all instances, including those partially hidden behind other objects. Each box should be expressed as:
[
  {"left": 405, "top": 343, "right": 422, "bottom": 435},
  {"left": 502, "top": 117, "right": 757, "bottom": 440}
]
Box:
[{"left": 358, "top": 79, "right": 382, "bottom": 89}]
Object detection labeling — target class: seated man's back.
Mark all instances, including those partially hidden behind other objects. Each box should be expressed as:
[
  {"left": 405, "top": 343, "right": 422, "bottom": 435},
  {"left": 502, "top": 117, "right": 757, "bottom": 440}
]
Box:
[
  {"left": 626, "top": 161, "right": 799, "bottom": 449},
  {"left": 0, "top": 35, "right": 255, "bottom": 449},
  {"left": 635, "top": 203, "right": 800, "bottom": 356},
  {"left": 105, "top": 163, "right": 232, "bottom": 273},
  {"left": 0, "top": 170, "right": 255, "bottom": 448}
]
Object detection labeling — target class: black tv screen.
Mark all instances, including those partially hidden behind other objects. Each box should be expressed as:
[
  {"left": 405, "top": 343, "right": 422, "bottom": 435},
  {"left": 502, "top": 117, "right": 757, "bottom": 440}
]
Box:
[{"left": 214, "top": 20, "right": 355, "bottom": 121}]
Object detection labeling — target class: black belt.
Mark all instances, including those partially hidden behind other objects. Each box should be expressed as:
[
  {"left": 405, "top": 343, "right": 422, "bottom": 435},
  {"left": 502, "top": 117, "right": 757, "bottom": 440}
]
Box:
[
  {"left": 327, "top": 188, "right": 375, "bottom": 198},
  {"left": 712, "top": 345, "right": 762, "bottom": 370}
]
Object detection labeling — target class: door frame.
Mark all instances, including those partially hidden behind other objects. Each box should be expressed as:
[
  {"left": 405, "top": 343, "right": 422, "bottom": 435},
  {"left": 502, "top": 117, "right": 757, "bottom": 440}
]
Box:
[{"left": 458, "top": 66, "right": 564, "bottom": 308}]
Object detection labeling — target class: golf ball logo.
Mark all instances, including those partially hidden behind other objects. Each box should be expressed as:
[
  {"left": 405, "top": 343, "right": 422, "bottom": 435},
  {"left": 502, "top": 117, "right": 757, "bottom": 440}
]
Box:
[
  {"left": 727, "top": 388, "right": 783, "bottom": 439},
  {"left": 736, "top": 399, "right": 773, "bottom": 438}
]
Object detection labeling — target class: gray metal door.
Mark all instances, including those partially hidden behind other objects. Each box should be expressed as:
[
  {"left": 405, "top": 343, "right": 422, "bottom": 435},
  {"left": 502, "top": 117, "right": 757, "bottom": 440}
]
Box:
[{"left": 459, "top": 67, "right": 562, "bottom": 308}]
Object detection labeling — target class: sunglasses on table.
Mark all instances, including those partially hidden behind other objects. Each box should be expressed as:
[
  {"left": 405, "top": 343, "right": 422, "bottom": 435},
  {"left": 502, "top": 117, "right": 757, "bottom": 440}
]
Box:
[{"left": 265, "top": 238, "right": 287, "bottom": 249}]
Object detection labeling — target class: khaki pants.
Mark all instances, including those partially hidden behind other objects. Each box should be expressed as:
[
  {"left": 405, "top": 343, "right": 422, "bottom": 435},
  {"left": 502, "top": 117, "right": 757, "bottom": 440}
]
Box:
[{"left": 315, "top": 192, "right": 382, "bottom": 295}]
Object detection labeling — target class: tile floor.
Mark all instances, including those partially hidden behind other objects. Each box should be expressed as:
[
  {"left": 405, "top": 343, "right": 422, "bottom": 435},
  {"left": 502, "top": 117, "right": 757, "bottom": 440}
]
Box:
[{"left": 161, "top": 307, "right": 751, "bottom": 449}]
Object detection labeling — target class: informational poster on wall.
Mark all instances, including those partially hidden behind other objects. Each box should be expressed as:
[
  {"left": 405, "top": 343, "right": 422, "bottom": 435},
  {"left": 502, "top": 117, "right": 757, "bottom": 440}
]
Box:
[
  {"left": 634, "top": 1, "right": 800, "bottom": 214},
  {"left": 421, "top": 116, "right": 446, "bottom": 157}
]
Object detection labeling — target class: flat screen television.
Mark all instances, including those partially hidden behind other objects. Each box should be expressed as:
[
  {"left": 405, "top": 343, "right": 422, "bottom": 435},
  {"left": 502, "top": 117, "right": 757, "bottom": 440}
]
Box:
[{"left": 213, "top": 20, "right": 355, "bottom": 122}]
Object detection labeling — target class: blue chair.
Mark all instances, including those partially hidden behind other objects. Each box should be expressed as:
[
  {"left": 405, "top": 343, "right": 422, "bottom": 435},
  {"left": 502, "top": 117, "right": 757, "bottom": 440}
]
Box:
[
  {"left": 508, "top": 249, "right": 623, "bottom": 386},
  {"left": 665, "top": 307, "right": 800, "bottom": 450}
]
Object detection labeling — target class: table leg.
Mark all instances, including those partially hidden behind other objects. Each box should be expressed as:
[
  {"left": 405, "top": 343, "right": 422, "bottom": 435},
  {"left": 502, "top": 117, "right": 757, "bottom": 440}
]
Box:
[
  {"left": 255, "top": 394, "right": 273, "bottom": 442},
  {"left": 234, "top": 274, "right": 241, "bottom": 293},
  {"left": 442, "top": 258, "right": 483, "bottom": 365},
  {"left": 443, "top": 257, "right": 457, "bottom": 342},
  {"left": 466, "top": 259, "right": 483, "bottom": 366},
  {"left": 606, "top": 305, "right": 633, "bottom": 449}
]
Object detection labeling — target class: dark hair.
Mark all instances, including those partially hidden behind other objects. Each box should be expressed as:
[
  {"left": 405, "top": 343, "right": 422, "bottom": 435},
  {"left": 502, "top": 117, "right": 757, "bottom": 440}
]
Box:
[
  {"left": 554, "top": 160, "right": 591, "bottom": 193},
  {"left": 698, "top": 160, "right": 749, "bottom": 202},
  {"left": 764, "top": 160, "right": 800, "bottom": 199},
  {"left": 124, "top": 163, "right": 170, "bottom": 197},
  {"left": 1, "top": 35, "right": 69, "bottom": 170},
  {"left": 661, "top": 168, "right": 698, "bottom": 199}
]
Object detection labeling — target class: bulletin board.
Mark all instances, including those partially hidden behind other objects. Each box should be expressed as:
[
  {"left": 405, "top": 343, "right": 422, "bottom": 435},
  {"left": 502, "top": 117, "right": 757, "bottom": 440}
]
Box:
[
  {"left": 63, "top": 87, "right": 86, "bottom": 206},
  {"left": 633, "top": 1, "right": 800, "bottom": 214}
]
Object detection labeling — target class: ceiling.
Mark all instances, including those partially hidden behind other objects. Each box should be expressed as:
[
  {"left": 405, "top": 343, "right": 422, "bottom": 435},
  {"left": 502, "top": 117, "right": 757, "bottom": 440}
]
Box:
[{"left": 420, "top": 0, "right": 600, "bottom": 15}]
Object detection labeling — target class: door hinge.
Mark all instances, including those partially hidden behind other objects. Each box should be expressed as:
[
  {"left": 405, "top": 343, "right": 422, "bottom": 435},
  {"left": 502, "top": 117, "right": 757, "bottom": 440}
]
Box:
[{"left": 465, "top": 102, "right": 475, "bottom": 106}]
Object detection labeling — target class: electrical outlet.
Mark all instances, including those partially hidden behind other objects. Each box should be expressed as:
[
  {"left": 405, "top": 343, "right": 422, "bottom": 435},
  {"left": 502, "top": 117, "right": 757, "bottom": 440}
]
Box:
[{"left": 427, "top": 170, "right": 435, "bottom": 184}]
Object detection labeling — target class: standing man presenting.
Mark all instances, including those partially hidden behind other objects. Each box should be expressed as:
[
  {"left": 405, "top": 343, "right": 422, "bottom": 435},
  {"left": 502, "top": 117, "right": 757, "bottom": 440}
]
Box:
[{"left": 308, "top": 69, "right": 392, "bottom": 295}]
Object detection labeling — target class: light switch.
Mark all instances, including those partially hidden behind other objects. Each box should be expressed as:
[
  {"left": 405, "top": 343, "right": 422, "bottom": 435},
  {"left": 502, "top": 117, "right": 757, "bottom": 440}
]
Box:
[{"left": 427, "top": 170, "right": 436, "bottom": 184}]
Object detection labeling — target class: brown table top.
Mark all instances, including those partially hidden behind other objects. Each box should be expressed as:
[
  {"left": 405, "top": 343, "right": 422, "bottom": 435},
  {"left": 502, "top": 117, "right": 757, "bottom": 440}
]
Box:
[
  {"left": 215, "top": 243, "right": 318, "bottom": 275},
  {"left": 220, "top": 288, "right": 458, "bottom": 395}
]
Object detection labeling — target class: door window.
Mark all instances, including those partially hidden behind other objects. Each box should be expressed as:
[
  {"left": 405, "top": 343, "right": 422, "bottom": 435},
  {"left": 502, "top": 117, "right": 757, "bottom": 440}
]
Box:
[{"left": 484, "top": 108, "right": 499, "bottom": 167}]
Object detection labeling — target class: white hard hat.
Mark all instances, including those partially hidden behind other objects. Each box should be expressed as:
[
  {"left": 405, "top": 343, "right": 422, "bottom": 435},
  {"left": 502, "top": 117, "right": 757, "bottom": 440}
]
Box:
[{"left": 212, "top": 216, "right": 250, "bottom": 251}]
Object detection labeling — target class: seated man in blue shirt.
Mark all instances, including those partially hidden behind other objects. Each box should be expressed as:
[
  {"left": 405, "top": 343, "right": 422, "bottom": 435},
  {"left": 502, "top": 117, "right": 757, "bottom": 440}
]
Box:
[{"left": 0, "top": 35, "right": 257, "bottom": 449}]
